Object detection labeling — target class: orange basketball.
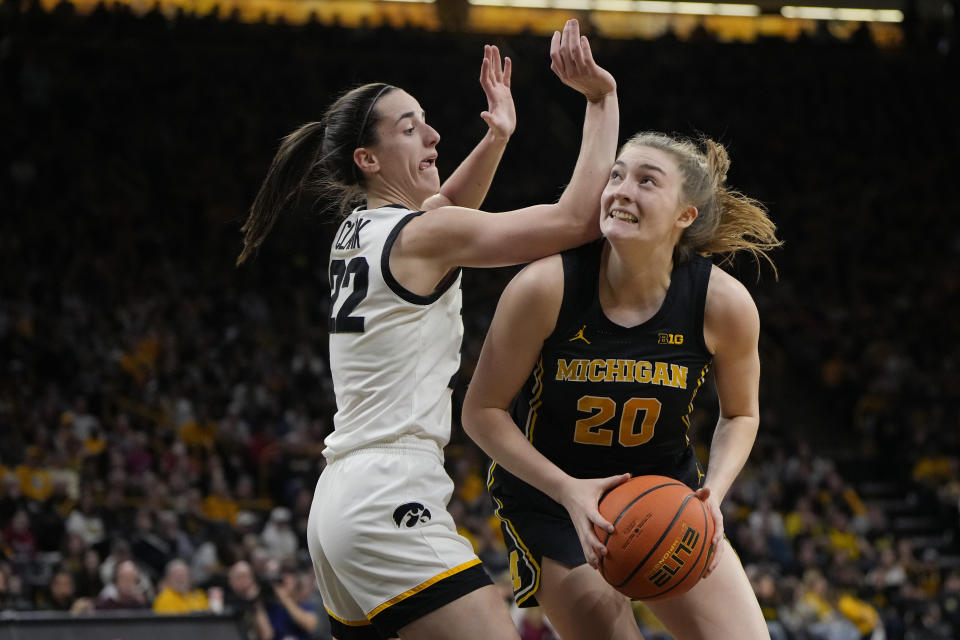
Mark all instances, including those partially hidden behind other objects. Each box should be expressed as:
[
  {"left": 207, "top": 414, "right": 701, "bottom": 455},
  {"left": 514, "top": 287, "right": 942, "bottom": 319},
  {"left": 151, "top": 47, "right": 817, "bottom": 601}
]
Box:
[{"left": 593, "top": 475, "right": 715, "bottom": 601}]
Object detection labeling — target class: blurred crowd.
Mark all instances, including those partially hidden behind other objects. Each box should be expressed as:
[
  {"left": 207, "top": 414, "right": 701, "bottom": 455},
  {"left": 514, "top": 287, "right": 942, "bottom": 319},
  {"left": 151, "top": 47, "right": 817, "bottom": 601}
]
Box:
[{"left": 1, "top": 1, "right": 958, "bottom": 639}]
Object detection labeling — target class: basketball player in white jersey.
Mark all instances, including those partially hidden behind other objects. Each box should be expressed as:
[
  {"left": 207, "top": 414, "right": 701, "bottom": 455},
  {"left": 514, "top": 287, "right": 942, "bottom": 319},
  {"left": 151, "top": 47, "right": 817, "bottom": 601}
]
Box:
[{"left": 238, "top": 21, "right": 620, "bottom": 640}]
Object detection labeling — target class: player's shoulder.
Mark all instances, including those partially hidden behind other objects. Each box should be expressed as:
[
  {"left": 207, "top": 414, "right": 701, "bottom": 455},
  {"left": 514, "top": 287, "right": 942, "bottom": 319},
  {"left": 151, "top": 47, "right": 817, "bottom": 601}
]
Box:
[
  {"left": 510, "top": 254, "right": 564, "bottom": 298},
  {"left": 706, "top": 265, "right": 755, "bottom": 311},
  {"left": 704, "top": 265, "right": 759, "bottom": 350}
]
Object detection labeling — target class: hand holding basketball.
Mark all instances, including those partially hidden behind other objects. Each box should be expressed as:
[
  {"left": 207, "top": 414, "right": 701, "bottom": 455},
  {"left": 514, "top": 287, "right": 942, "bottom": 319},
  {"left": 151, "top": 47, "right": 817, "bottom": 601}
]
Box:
[
  {"left": 694, "top": 486, "right": 725, "bottom": 577},
  {"left": 593, "top": 475, "right": 716, "bottom": 601},
  {"left": 556, "top": 472, "right": 631, "bottom": 569}
]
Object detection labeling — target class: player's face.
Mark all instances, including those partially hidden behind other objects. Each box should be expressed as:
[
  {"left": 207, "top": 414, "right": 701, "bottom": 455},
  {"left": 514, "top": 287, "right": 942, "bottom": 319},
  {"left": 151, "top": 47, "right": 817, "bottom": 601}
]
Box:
[
  {"left": 365, "top": 90, "right": 441, "bottom": 202},
  {"left": 599, "top": 145, "right": 695, "bottom": 247}
]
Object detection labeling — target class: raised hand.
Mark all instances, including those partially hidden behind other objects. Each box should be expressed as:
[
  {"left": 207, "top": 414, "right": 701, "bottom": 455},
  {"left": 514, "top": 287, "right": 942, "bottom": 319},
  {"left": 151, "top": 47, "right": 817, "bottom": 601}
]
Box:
[
  {"left": 479, "top": 44, "right": 516, "bottom": 140},
  {"left": 557, "top": 473, "right": 631, "bottom": 569},
  {"left": 550, "top": 19, "right": 616, "bottom": 103},
  {"left": 694, "top": 486, "right": 726, "bottom": 578}
]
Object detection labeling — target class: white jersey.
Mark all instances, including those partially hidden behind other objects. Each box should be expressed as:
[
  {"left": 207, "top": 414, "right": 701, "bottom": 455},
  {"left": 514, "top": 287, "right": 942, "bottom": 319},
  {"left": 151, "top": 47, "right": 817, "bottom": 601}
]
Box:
[{"left": 323, "top": 205, "right": 463, "bottom": 457}]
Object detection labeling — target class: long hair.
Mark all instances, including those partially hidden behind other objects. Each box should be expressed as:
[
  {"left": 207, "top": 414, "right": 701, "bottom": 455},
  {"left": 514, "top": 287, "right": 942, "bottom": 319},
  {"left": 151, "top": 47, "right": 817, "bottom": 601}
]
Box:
[
  {"left": 236, "top": 83, "right": 397, "bottom": 266},
  {"left": 621, "top": 132, "right": 782, "bottom": 276}
]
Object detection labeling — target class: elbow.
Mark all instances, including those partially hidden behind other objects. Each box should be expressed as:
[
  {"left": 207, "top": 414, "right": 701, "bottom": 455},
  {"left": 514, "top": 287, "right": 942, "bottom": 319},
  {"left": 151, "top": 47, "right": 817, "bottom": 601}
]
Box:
[
  {"left": 460, "top": 394, "right": 489, "bottom": 447},
  {"left": 554, "top": 198, "right": 602, "bottom": 242},
  {"left": 460, "top": 401, "right": 480, "bottom": 442}
]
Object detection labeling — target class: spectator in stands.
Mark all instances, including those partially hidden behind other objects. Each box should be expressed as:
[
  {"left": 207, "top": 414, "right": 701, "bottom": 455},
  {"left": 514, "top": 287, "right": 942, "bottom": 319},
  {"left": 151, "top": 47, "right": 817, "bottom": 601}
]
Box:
[
  {"left": 866, "top": 546, "right": 908, "bottom": 591},
  {"left": 905, "top": 601, "right": 953, "bottom": 640},
  {"left": 225, "top": 560, "right": 274, "bottom": 640},
  {"left": 800, "top": 569, "right": 861, "bottom": 640},
  {"left": 0, "top": 474, "right": 30, "bottom": 530},
  {"left": 65, "top": 489, "right": 106, "bottom": 550},
  {"left": 34, "top": 568, "right": 93, "bottom": 612},
  {"left": 260, "top": 507, "right": 297, "bottom": 563},
  {"left": 74, "top": 547, "right": 105, "bottom": 599},
  {"left": 95, "top": 559, "right": 150, "bottom": 610},
  {"left": 203, "top": 474, "right": 239, "bottom": 526},
  {"left": 153, "top": 558, "right": 209, "bottom": 614},
  {"left": 262, "top": 560, "right": 318, "bottom": 640},
  {"left": 2, "top": 509, "right": 36, "bottom": 563},
  {"left": 131, "top": 507, "right": 172, "bottom": 579}
]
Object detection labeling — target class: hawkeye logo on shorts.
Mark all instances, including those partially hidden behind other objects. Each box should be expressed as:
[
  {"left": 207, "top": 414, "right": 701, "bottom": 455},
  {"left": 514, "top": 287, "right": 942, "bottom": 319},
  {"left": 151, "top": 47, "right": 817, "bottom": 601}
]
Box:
[{"left": 393, "top": 502, "right": 432, "bottom": 528}]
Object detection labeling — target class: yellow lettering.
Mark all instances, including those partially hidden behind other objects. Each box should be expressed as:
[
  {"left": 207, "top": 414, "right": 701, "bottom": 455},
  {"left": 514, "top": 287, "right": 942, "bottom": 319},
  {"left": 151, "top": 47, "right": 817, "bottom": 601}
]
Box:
[
  {"left": 670, "top": 364, "right": 688, "bottom": 389},
  {"left": 588, "top": 359, "right": 606, "bottom": 382},
  {"left": 556, "top": 359, "right": 577, "bottom": 381},
  {"left": 616, "top": 359, "right": 635, "bottom": 382},
  {"left": 604, "top": 359, "right": 628, "bottom": 382},
  {"left": 652, "top": 362, "right": 669, "bottom": 387},
  {"left": 635, "top": 361, "right": 652, "bottom": 383},
  {"left": 556, "top": 359, "right": 589, "bottom": 382}
]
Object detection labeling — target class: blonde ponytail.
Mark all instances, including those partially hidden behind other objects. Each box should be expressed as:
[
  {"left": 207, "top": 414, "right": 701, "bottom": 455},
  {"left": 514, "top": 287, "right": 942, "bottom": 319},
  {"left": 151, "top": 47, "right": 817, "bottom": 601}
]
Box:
[{"left": 621, "top": 132, "right": 782, "bottom": 277}]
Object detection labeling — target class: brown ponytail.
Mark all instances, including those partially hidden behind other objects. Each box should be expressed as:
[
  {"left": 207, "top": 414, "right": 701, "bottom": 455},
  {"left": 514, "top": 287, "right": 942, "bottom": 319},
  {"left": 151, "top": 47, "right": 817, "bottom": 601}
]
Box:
[
  {"left": 236, "top": 83, "right": 397, "bottom": 266},
  {"left": 237, "top": 122, "right": 325, "bottom": 266}
]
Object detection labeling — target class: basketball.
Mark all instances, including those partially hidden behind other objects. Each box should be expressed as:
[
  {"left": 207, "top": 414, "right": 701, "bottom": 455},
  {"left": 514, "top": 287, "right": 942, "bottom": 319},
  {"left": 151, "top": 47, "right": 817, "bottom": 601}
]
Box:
[{"left": 594, "top": 475, "right": 715, "bottom": 601}]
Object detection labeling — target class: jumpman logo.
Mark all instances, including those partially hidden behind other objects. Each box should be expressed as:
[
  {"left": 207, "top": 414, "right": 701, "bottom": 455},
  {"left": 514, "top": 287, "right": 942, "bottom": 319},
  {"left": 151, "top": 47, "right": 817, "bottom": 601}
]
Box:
[{"left": 569, "top": 325, "right": 591, "bottom": 344}]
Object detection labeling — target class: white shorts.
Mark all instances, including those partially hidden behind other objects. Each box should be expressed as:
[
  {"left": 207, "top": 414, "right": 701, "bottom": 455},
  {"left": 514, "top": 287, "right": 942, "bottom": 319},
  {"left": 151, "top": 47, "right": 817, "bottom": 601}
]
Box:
[{"left": 307, "top": 437, "right": 492, "bottom": 639}]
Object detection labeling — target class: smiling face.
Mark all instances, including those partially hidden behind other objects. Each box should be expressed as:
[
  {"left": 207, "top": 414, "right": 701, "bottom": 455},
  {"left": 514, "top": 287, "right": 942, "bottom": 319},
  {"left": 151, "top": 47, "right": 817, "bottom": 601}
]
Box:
[
  {"left": 600, "top": 145, "right": 697, "bottom": 249},
  {"left": 356, "top": 89, "right": 440, "bottom": 206}
]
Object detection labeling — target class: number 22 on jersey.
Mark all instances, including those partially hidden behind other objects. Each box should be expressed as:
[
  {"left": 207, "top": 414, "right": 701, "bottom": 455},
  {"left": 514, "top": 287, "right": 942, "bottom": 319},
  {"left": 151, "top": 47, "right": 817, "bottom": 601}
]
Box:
[{"left": 329, "top": 257, "right": 369, "bottom": 333}]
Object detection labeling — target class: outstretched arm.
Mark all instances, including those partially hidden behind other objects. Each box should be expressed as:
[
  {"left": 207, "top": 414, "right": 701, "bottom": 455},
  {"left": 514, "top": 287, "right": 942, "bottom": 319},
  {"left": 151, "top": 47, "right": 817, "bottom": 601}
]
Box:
[
  {"left": 462, "top": 258, "right": 630, "bottom": 569},
  {"left": 395, "top": 19, "right": 619, "bottom": 287},
  {"left": 421, "top": 44, "right": 515, "bottom": 211}
]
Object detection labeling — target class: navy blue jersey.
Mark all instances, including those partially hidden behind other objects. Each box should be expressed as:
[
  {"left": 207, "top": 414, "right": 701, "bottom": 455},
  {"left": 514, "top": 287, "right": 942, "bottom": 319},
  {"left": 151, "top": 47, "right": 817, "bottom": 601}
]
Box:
[{"left": 507, "top": 240, "right": 713, "bottom": 480}]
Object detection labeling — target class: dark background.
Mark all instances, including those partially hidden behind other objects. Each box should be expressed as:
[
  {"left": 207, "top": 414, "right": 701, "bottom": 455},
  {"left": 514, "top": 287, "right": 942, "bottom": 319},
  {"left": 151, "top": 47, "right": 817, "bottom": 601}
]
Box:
[{"left": 1, "top": 2, "right": 958, "bottom": 638}]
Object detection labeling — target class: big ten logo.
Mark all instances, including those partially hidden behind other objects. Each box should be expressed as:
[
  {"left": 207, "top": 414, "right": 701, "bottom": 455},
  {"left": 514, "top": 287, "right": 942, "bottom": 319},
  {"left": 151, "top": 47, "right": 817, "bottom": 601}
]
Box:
[
  {"left": 648, "top": 525, "right": 700, "bottom": 587},
  {"left": 657, "top": 333, "right": 684, "bottom": 345}
]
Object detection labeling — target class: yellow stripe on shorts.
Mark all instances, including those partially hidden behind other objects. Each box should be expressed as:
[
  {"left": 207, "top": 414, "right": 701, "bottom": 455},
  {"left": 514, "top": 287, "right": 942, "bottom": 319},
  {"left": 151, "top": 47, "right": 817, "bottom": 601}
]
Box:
[
  {"left": 325, "top": 606, "right": 374, "bottom": 627},
  {"left": 367, "top": 559, "right": 482, "bottom": 618}
]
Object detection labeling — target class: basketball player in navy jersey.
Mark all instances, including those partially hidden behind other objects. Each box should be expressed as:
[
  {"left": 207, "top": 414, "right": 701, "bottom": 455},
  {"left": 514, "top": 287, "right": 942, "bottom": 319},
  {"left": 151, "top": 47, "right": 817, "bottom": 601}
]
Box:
[
  {"left": 238, "top": 21, "right": 619, "bottom": 640},
  {"left": 463, "top": 132, "right": 782, "bottom": 639}
]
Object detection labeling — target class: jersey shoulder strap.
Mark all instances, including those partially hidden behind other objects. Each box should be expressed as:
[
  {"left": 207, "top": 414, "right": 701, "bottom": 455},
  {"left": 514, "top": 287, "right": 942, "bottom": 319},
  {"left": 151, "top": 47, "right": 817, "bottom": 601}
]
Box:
[{"left": 546, "top": 239, "right": 604, "bottom": 343}]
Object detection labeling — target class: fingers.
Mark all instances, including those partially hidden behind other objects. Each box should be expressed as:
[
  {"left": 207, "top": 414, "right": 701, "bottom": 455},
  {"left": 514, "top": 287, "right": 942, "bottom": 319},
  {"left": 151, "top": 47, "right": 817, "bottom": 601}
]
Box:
[
  {"left": 589, "top": 508, "right": 615, "bottom": 535},
  {"left": 551, "top": 19, "right": 596, "bottom": 84},
  {"left": 703, "top": 536, "right": 725, "bottom": 578},
  {"left": 579, "top": 526, "right": 607, "bottom": 569},
  {"left": 481, "top": 44, "right": 510, "bottom": 92},
  {"left": 695, "top": 486, "right": 725, "bottom": 578},
  {"left": 555, "top": 21, "right": 577, "bottom": 76},
  {"left": 549, "top": 30, "right": 563, "bottom": 77},
  {"left": 490, "top": 45, "right": 503, "bottom": 83},
  {"left": 604, "top": 472, "right": 631, "bottom": 490},
  {"left": 580, "top": 35, "right": 594, "bottom": 67},
  {"left": 564, "top": 19, "right": 586, "bottom": 69},
  {"left": 480, "top": 44, "right": 493, "bottom": 89}
]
